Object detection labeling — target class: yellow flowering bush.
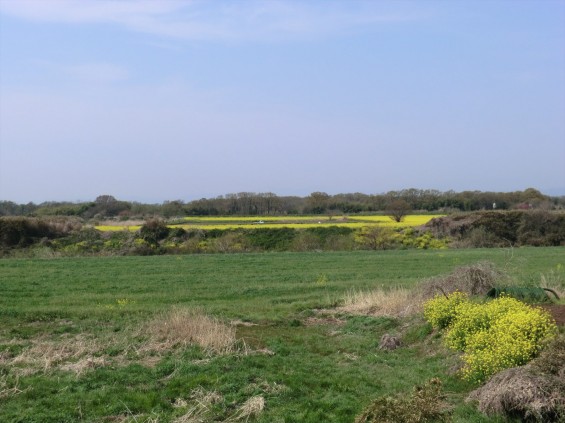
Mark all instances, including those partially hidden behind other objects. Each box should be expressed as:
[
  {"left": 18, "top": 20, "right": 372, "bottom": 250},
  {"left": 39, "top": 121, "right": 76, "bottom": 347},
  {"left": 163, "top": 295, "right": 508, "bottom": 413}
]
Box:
[
  {"left": 444, "top": 296, "right": 522, "bottom": 351},
  {"left": 423, "top": 295, "right": 557, "bottom": 383},
  {"left": 423, "top": 291, "right": 469, "bottom": 329}
]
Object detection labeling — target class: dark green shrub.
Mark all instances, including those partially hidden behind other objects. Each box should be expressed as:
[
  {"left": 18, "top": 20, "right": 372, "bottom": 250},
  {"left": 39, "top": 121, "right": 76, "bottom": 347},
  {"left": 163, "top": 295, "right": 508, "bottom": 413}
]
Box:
[
  {"left": 517, "top": 211, "right": 565, "bottom": 246},
  {"left": 139, "top": 219, "right": 169, "bottom": 245},
  {"left": 0, "top": 216, "right": 81, "bottom": 248},
  {"left": 474, "top": 211, "right": 522, "bottom": 244},
  {"left": 245, "top": 228, "right": 297, "bottom": 250}
]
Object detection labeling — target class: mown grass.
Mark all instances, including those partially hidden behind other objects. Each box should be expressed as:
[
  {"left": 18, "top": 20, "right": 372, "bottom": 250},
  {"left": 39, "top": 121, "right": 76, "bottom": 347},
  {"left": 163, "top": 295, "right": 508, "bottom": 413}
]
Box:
[{"left": 0, "top": 248, "right": 563, "bottom": 422}]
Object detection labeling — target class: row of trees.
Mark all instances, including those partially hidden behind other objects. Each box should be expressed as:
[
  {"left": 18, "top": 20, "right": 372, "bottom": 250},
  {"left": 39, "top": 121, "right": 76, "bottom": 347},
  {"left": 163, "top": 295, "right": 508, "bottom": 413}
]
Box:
[{"left": 0, "top": 188, "right": 562, "bottom": 219}]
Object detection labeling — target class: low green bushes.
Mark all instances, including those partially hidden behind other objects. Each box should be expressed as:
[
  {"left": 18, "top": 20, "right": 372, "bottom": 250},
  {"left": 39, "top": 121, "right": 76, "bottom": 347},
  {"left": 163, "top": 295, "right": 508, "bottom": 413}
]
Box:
[
  {"left": 424, "top": 294, "right": 557, "bottom": 383},
  {"left": 355, "top": 378, "right": 451, "bottom": 423}
]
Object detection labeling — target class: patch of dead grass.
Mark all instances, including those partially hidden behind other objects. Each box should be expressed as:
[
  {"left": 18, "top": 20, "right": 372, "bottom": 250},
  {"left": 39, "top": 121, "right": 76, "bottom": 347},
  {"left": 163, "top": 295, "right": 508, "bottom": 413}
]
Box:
[
  {"left": 144, "top": 308, "right": 243, "bottom": 355},
  {"left": 540, "top": 271, "right": 565, "bottom": 300},
  {"left": 60, "top": 356, "right": 107, "bottom": 376},
  {"left": 418, "top": 261, "right": 504, "bottom": 299},
  {"left": 10, "top": 334, "right": 102, "bottom": 374},
  {"left": 338, "top": 287, "right": 420, "bottom": 317},
  {"left": 172, "top": 387, "right": 224, "bottom": 423},
  {"left": 467, "top": 366, "right": 565, "bottom": 422},
  {"left": 228, "top": 395, "right": 265, "bottom": 422}
]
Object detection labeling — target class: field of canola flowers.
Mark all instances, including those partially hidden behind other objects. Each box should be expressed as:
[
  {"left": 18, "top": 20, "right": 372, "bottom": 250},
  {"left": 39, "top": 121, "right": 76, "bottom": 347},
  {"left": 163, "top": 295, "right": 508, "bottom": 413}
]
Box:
[{"left": 95, "top": 214, "right": 443, "bottom": 231}]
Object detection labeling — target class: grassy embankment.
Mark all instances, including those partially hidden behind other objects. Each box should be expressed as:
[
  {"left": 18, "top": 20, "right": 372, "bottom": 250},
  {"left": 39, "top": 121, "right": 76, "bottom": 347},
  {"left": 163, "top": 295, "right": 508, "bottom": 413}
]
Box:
[{"left": 1, "top": 247, "right": 563, "bottom": 422}]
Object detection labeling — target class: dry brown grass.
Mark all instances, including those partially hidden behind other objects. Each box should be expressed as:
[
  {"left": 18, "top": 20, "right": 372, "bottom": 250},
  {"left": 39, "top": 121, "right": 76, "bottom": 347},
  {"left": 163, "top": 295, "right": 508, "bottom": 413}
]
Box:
[
  {"left": 172, "top": 389, "right": 266, "bottom": 423},
  {"left": 10, "top": 335, "right": 102, "bottom": 375},
  {"left": 173, "top": 387, "right": 224, "bottom": 423},
  {"left": 59, "top": 356, "right": 107, "bottom": 376},
  {"left": 228, "top": 396, "right": 265, "bottom": 422},
  {"left": 540, "top": 271, "right": 565, "bottom": 300},
  {"left": 467, "top": 334, "right": 565, "bottom": 422},
  {"left": 338, "top": 287, "right": 421, "bottom": 317},
  {"left": 467, "top": 365, "right": 565, "bottom": 422},
  {"left": 418, "top": 261, "right": 504, "bottom": 299},
  {"left": 144, "top": 308, "right": 242, "bottom": 355}
]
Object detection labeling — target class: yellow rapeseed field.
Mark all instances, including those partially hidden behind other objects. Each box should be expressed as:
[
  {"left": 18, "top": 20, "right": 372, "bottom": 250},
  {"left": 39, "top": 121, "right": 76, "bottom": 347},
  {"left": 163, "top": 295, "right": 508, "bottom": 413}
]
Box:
[{"left": 95, "top": 215, "right": 443, "bottom": 232}]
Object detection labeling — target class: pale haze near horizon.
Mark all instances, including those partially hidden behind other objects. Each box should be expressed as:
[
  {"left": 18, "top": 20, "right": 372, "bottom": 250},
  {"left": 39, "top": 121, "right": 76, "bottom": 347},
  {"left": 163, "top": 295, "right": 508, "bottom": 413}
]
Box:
[{"left": 0, "top": 0, "right": 564, "bottom": 204}]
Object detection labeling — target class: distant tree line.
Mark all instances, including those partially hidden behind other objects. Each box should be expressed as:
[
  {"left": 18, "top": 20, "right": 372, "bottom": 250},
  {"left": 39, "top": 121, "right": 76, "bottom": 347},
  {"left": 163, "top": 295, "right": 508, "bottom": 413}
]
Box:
[{"left": 0, "top": 188, "right": 563, "bottom": 219}]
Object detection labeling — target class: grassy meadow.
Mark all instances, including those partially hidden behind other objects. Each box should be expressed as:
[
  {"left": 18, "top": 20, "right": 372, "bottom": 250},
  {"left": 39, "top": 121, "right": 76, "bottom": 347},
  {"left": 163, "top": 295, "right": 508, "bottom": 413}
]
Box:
[{"left": 1, "top": 247, "right": 564, "bottom": 422}]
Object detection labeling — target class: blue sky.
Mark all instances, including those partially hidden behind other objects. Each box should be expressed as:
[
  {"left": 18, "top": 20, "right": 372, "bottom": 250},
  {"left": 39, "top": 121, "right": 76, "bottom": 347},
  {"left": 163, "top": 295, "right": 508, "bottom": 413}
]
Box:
[{"left": 1, "top": 0, "right": 564, "bottom": 203}]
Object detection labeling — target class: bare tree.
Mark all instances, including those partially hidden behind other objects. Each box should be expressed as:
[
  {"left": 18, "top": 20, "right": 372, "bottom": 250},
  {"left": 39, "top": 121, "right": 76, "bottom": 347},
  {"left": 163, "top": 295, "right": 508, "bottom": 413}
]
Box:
[{"left": 387, "top": 199, "right": 411, "bottom": 223}]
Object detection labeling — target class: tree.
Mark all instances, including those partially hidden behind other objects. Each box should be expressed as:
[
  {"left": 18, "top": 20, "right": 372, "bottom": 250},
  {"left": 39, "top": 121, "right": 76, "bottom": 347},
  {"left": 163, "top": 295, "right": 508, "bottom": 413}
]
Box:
[
  {"left": 355, "top": 226, "right": 396, "bottom": 250},
  {"left": 306, "top": 192, "right": 330, "bottom": 214},
  {"left": 387, "top": 199, "right": 411, "bottom": 223}
]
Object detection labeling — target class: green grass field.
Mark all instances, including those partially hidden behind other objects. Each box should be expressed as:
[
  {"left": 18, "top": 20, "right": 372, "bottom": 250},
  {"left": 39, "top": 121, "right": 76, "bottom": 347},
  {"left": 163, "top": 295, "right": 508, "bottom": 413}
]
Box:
[{"left": 1, "top": 248, "right": 563, "bottom": 422}]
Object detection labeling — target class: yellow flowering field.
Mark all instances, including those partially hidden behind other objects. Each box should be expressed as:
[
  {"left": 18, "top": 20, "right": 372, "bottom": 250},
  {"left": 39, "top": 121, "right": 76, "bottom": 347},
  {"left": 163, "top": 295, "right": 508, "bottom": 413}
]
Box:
[
  {"left": 95, "top": 225, "right": 141, "bottom": 232},
  {"left": 95, "top": 214, "right": 443, "bottom": 232}
]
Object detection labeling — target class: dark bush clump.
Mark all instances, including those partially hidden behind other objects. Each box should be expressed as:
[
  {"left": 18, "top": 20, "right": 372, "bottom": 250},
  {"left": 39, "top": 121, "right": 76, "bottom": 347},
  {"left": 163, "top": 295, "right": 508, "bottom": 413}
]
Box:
[
  {"left": 139, "top": 219, "right": 170, "bottom": 245},
  {"left": 355, "top": 378, "right": 451, "bottom": 423}
]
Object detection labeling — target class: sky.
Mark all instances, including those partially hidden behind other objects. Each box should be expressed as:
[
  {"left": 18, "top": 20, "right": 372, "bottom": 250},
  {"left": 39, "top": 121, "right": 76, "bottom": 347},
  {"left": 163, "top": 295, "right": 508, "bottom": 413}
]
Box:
[{"left": 0, "top": 0, "right": 564, "bottom": 204}]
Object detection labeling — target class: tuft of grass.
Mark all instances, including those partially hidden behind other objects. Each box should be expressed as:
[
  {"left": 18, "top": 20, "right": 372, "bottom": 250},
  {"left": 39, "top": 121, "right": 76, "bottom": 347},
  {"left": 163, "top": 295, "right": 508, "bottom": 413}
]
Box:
[
  {"left": 339, "top": 287, "right": 420, "bottom": 317},
  {"left": 540, "top": 270, "right": 565, "bottom": 300},
  {"left": 144, "top": 308, "right": 243, "bottom": 355},
  {"left": 229, "top": 395, "right": 265, "bottom": 422}
]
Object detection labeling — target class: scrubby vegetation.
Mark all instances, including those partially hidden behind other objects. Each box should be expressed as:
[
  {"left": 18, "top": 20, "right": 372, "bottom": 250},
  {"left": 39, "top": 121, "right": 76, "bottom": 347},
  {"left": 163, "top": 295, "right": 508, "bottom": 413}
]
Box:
[
  {"left": 2, "top": 209, "right": 564, "bottom": 257},
  {"left": 425, "top": 210, "right": 565, "bottom": 247},
  {"left": 355, "top": 378, "right": 452, "bottom": 423}
]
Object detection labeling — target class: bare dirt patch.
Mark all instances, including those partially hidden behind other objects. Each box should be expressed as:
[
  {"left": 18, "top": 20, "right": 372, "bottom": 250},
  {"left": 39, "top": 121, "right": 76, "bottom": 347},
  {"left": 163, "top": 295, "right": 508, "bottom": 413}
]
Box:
[{"left": 539, "top": 304, "right": 565, "bottom": 326}]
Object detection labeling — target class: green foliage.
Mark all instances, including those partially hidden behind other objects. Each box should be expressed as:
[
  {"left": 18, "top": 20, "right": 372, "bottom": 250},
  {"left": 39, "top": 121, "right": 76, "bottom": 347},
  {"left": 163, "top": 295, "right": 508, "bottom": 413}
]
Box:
[
  {"left": 428, "top": 210, "right": 565, "bottom": 248},
  {"left": 0, "top": 217, "right": 80, "bottom": 248},
  {"left": 244, "top": 227, "right": 297, "bottom": 250},
  {"left": 355, "top": 378, "right": 451, "bottom": 423},
  {"left": 355, "top": 226, "right": 398, "bottom": 250},
  {"left": 424, "top": 295, "right": 558, "bottom": 383},
  {"left": 400, "top": 229, "right": 449, "bottom": 249},
  {"left": 474, "top": 211, "right": 523, "bottom": 244},
  {"left": 139, "top": 219, "right": 169, "bottom": 245}
]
